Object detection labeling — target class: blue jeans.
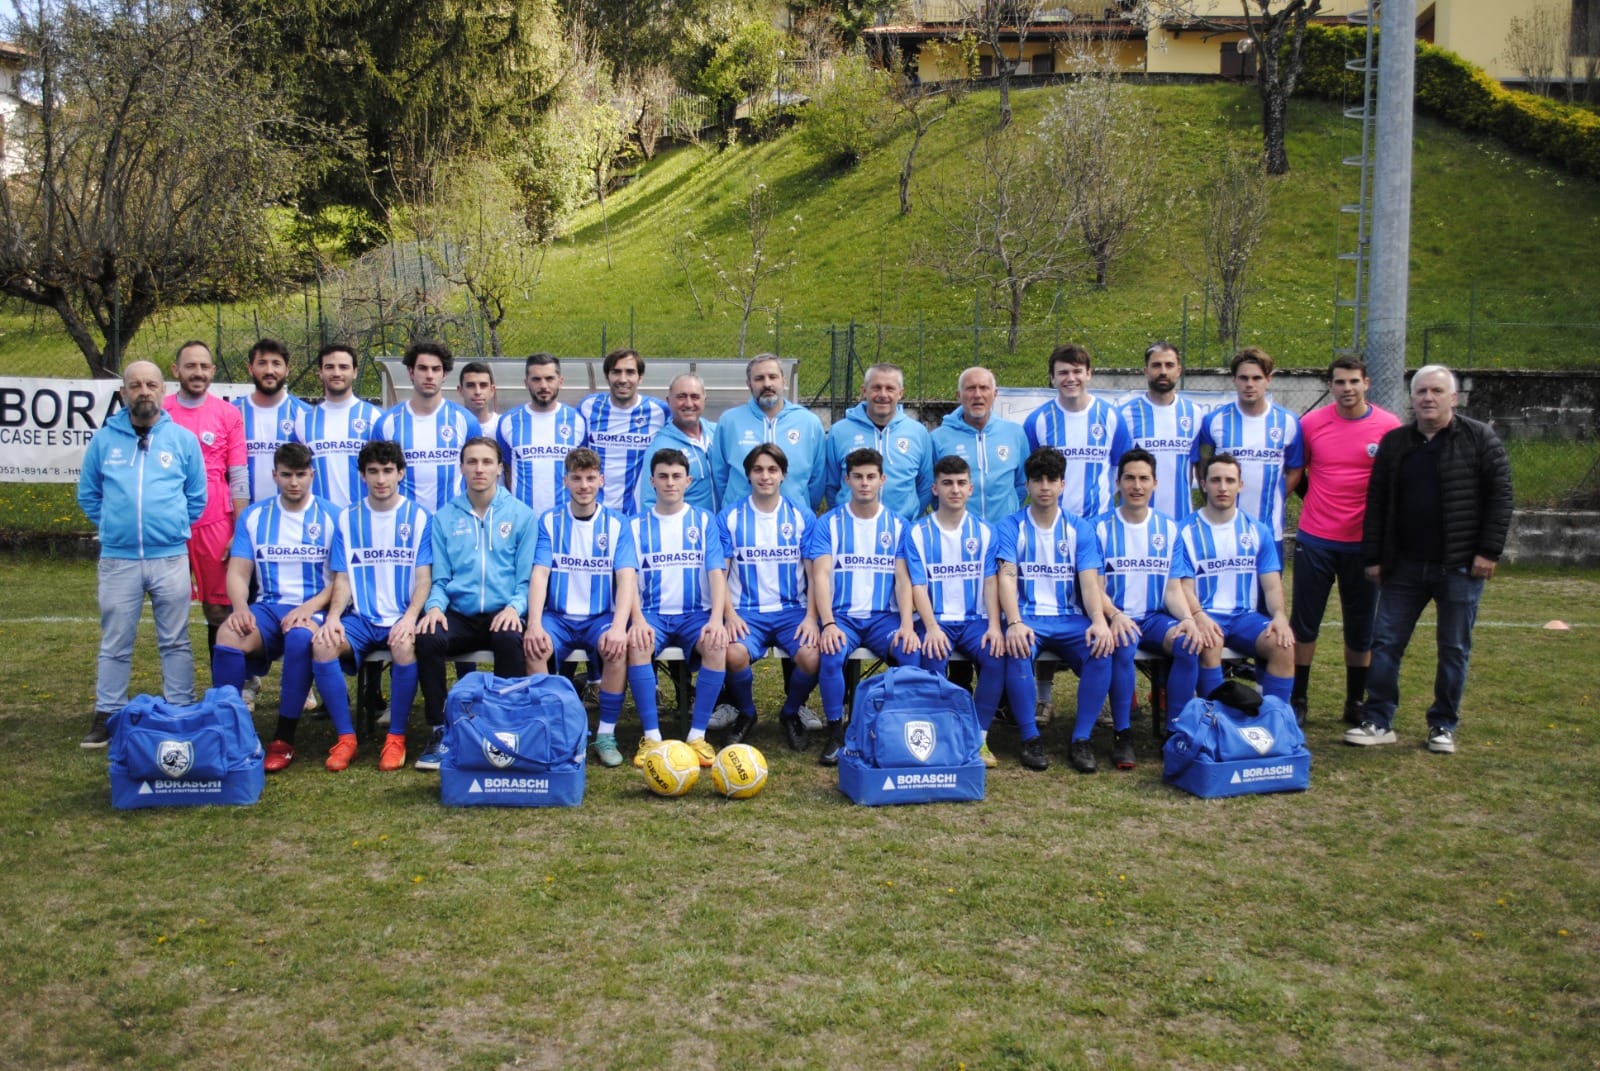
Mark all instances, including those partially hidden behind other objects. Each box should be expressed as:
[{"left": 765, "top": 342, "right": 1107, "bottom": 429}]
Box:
[
  {"left": 96, "top": 555, "right": 195, "bottom": 714},
  {"left": 1363, "top": 559, "right": 1485, "bottom": 732}
]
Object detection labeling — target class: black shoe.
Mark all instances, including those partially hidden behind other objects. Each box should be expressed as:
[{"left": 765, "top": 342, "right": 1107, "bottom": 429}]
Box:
[
  {"left": 780, "top": 714, "right": 807, "bottom": 752},
  {"left": 818, "top": 721, "right": 845, "bottom": 767},
  {"left": 1112, "top": 729, "right": 1136, "bottom": 770},
  {"left": 1068, "top": 738, "right": 1097, "bottom": 774},
  {"left": 1291, "top": 696, "right": 1308, "bottom": 728},
  {"left": 80, "top": 712, "right": 111, "bottom": 749},
  {"left": 727, "top": 712, "right": 757, "bottom": 746},
  {"left": 1342, "top": 698, "right": 1365, "bottom": 727},
  {"left": 1018, "top": 737, "right": 1049, "bottom": 771}
]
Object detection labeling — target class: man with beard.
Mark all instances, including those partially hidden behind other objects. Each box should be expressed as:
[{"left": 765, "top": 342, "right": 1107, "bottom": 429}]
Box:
[
  {"left": 497, "top": 352, "right": 587, "bottom": 518},
  {"left": 235, "top": 339, "right": 309, "bottom": 503},
  {"left": 710, "top": 354, "right": 826, "bottom": 511},
  {"left": 77, "top": 361, "right": 207, "bottom": 747},
  {"left": 1118, "top": 341, "right": 1201, "bottom": 523},
  {"left": 578, "top": 348, "right": 670, "bottom": 516},
  {"left": 374, "top": 340, "right": 481, "bottom": 514},
  {"left": 299, "top": 342, "right": 382, "bottom": 510}
]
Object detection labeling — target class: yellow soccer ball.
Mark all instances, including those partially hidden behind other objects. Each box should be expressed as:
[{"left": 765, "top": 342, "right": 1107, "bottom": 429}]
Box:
[
  {"left": 642, "top": 740, "right": 700, "bottom": 797},
  {"left": 711, "top": 743, "right": 769, "bottom": 799}
]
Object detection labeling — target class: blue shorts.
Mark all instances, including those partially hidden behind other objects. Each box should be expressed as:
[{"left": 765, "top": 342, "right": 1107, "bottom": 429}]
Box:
[
  {"left": 730, "top": 606, "right": 807, "bottom": 662},
  {"left": 1136, "top": 611, "right": 1182, "bottom": 655},
  {"left": 244, "top": 601, "right": 322, "bottom": 675},
  {"left": 338, "top": 614, "right": 400, "bottom": 672},
  {"left": 542, "top": 612, "right": 614, "bottom": 667},
  {"left": 1206, "top": 610, "right": 1273, "bottom": 655},
  {"left": 642, "top": 610, "right": 713, "bottom": 657},
  {"left": 1020, "top": 614, "right": 1105, "bottom": 674},
  {"left": 826, "top": 611, "right": 912, "bottom": 664},
  {"left": 919, "top": 617, "right": 1002, "bottom": 673},
  {"left": 1290, "top": 531, "right": 1378, "bottom": 650}
]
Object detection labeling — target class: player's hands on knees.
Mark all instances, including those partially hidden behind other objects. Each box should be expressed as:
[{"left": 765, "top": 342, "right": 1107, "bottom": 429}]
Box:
[
  {"left": 794, "top": 618, "right": 820, "bottom": 649},
  {"left": 725, "top": 611, "right": 749, "bottom": 641},
  {"left": 818, "top": 622, "right": 845, "bottom": 655},
  {"left": 416, "top": 607, "right": 447, "bottom": 635},
  {"left": 224, "top": 609, "right": 255, "bottom": 638},
  {"left": 628, "top": 622, "right": 656, "bottom": 652},
  {"left": 1086, "top": 621, "right": 1115, "bottom": 659},
  {"left": 601, "top": 626, "right": 630, "bottom": 661},
  {"left": 1110, "top": 612, "right": 1140, "bottom": 648},
  {"left": 490, "top": 607, "right": 522, "bottom": 633},
  {"left": 892, "top": 627, "right": 921, "bottom": 657},
  {"left": 523, "top": 627, "right": 552, "bottom": 662},
  {"left": 1172, "top": 618, "right": 1206, "bottom": 655},
  {"left": 981, "top": 626, "right": 1005, "bottom": 658},
  {"left": 315, "top": 618, "right": 344, "bottom": 650},
  {"left": 698, "top": 621, "right": 728, "bottom": 651},
  {"left": 1004, "top": 621, "right": 1034, "bottom": 659},
  {"left": 921, "top": 626, "right": 950, "bottom": 661}
]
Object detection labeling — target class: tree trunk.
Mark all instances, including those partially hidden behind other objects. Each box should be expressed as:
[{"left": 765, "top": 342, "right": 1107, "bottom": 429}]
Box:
[
  {"left": 998, "top": 73, "right": 1012, "bottom": 131},
  {"left": 900, "top": 129, "right": 923, "bottom": 215},
  {"left": 1260, "top": 88, "right": 1290, "bottom": 175},
  {"left": 1006, "top": 284, "right": 1024, "bottom": 353}
]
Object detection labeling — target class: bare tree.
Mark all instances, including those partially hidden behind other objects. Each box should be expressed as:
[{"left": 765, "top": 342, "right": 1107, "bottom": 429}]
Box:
[
  {"left": 691, "top": 178, "right": 798, "bottom": 358},
  {"left": 1195, "top": 147, "right": 1272, "bottom": 347},
  {"left": 621, "top": 65, "right": 677, "bottom": 160},
  {"left": 1502, "top": 2, "right": 1568, "bottom": 98},
  {"left": 921, "top": 126, "right": 1094, "bottom": 353},
  {"left": 961, "top": 0, "right": 1047, "bottom": 130},
  {"left": 888, "top": 44, "right": 967, "bottom": 216},
  {"left": 0, "top": 0, "right": 319, "bottom": 377}
]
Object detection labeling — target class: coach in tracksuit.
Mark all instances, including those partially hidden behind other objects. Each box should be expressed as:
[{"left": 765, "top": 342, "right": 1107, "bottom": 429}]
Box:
[{"left": 77, "top": 361, "right": 208, "bottom": 748}]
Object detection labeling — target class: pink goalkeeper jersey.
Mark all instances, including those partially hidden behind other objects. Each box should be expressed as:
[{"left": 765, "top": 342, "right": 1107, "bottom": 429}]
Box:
[
  {"left": 1296, "top": 403, "right": 1401, "bottom": 544},
  {"left": 163, "top": 393, "right": 247, "bottom": 526}
]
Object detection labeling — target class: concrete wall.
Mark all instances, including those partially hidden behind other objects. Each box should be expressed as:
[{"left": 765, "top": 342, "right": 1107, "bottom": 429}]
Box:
[{"left": 1504, "top": 511, "right": 1600, "bottom": 567}]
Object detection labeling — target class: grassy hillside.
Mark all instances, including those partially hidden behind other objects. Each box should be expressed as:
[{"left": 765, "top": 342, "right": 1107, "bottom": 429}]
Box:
[{"left": 4, "top": 83, "right": 1599, "bottom": 388}]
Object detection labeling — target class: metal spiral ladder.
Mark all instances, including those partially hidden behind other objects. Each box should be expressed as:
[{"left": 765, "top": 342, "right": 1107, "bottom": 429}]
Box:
[{"left": 1333, "top": 1, "right": 1379, "bottom": 358}]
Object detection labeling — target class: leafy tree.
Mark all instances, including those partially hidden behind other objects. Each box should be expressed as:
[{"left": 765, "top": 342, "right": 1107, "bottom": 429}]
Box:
[
  {"left": 796, "top": 49, "right": 895, "bottom": 167},
  {"left": 0, "top": 0, "right": 319, "bottom": 377},
  {"left": 696, "top": 18, "right": 785, "bottom": 118}
]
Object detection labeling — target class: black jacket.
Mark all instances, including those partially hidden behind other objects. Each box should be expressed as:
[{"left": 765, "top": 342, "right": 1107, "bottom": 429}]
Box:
[{"left": 1362, "top": 414, "right": 1513, "bottom": 577}]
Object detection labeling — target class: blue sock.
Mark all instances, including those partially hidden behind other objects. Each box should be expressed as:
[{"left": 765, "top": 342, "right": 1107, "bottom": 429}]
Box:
[
  {"left": 972, "top": 661, "right": 1004, "bottom": 732},
  {"left": 213, "top": 645, "right": 247, "bottom": 692},
  {"left": 598, "top": 689, "right": 624, "bottom": 735},
  {"left": 389, "top": 661, "right": 419, "bottom": 736},
  {"left": 1262, "top": 671, "right": 1293, "bottom": 705},
  {"left": 628, "top": 663, "right": 660, "bottom": 734},
  {"left": 1166, "top": 649, "right": 1199, "bottom": 729},
  {"left": 1003, "top": 657, "right": 1039, "bottom": 739},
  {"left": 279, "top": 630, "right": 314, "bottom": 718},
  {"left": 1072, "top": 655, "right": 1113, "bottom": 742},
  {"left": 314, "top": 659, "right": 354, "bottom": 737},
  {"left": 690, "top": 668, "right": 725, "bottom": 733},
  {"left": 1198, "top": 665, "right": 1225, "bottom": 701},
  {"left": 1109, "top": 646, "right": 1136, "bottom": 732},
  {"left": 727, "top": 666, "right": 756, "bottom": 717},
  {"left": 817, "top": 658, "right": 846, "bottom": 723}
]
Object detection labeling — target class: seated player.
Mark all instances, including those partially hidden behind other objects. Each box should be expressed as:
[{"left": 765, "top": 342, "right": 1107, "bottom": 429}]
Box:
[
  {"left": 806, "top": 447, "right": 922, "bottom": 767},
  {"left": 911, "top": 455, "right": 1047, "bottom": 771},
  {"left": 413, "top": 437, "right": 537, "bottom": 770},
  {"left": 996, "top": 446, "right": 1115, "bottom": 774},
  {"left": 626, "top": 449, "right": 732, "bottom": 768},
  {"left": 719, "top": 444, "right": 822, "bottom": 753},
  {"left": 311, "top": 440, "right": 433, "bottom": 771},
  {"left": 1094, "top": 448, "right": 1206, "bottom": 762},
  {"left": 211, "top": 443, "right": 338, "bottom": 772},
  {"left": 1171, "top": 453, "right": 1296, "bottom": 709},
  {"left": 522, "top": 448, "right": 637, "bottom": 768}
]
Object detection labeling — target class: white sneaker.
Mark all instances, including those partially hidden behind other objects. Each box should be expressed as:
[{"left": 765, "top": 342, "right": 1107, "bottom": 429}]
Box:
[
  {"left": 240, "top": 675, "right": 264, "bottom": 712},
  {"left": 708, "top": 703, "right": 740, "bottom": 731},
  {"left": 303, "top": 685, "right": 320, "bottom": 713},
  {"left": 1343, "top": 722, "right": 1397, "bottom": 747},
  {"left": 797, "top": 704, "right": 824, "bottom": 731},
  {"left": 1426, "top": 727, "right": 1456, "bottom": 754}
]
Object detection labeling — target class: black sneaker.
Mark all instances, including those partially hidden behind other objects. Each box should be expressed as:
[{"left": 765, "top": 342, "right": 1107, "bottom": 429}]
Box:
[
  {"left": 818, "top": 721, "right": 846, "bottom": 767},
  {"left": 727, "top": 712, "right": 757, "bottom": 746},
  {"left": 1291, "top": 696, "right": 1308, "bottom": 728},
  {"left": 79, "top": 712, "right": 111, "bottom": 749},
  {"left": 1018, "top": 737, "right": 1049, "bottom": 771},
  {"left": 1068, "top": 738, "right": 1097, "bottom": 774},
  {"left": 780, "top": 714, "right": 807, "bottom": 752},
  {"left": 1112, "top": 729, "right": 1136, "bottom": 770},
  {"left": 1342, "top": 699, "right": 1365, "bottom": 727}
]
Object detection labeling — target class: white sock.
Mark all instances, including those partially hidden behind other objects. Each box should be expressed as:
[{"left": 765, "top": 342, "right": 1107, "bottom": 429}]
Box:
[
  {"left": 686, "top": 728, "right": 705, "bottom": 742},
  {"left": 645, "top": 729, "right": 663, "bottom": 742},
  {"left": 598, "top": 721, "right": 617, "bottom": 736}
]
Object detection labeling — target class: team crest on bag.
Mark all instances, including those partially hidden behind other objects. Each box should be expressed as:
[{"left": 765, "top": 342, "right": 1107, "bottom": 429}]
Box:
[
  {"left": 904, "top": 720, "right": 936, "bottom": 763},
  {"left": 484, "top": 732, "right": 519, "bottom": 769},
  {"left": 1238, "top": 726, "right": 1275, "bottom": 756},
  {"left": 157, "top": 739, "right": 194, "bottom": 779}
]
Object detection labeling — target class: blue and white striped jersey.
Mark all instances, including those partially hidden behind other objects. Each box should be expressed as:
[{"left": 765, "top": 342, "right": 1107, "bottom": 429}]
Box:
[
  {"left": 1022, "top": 396, "right": 1133, "bottom": 518},
  {"left": 298, "top": 397, "right": 382, "bottom": 509},
  {"left": 719, "top": 496, "right": 811, "bottom": 615},
  {"left": 577, "top": 393, "right": 670, "bottom": 515},
  {"left": 234, "top": 394, "right": 309, "bottom": 503},
  {"left": 908, "top": 511, "right": 996, "bottom": 624},
  {"left": 632, "top": 506, "right": 728, "bottom": 616},
  {"left": 803, "top": 504, "right": 921, "bottom": 620},
  {"left": 534, "top": 504, "right": 638, "bottom": 618},
  {"left": 229, "top": 494, "right": 338, "bottom": 606},
  {"left": 1172, "top": 511, "right": 1281, "bottom": 617},
  {"left": 1196, "top": 402, "right": 1304, "bottom": 540},
  {"left": 1094, "top": 507, "right": 1179, "bottom": 623},
  {"left": 330, "top": 496, "right": 432, "bottom": 628},
  {"left": 373, "top": 400, "right": 481, "bottom": 514},
  {"left": 995, "top": 507, "right": 1103, "bottom": 619},
  {"left": 1117, "top": 395, "right": 1202, "bottom": 521},
  {"left": 496, "top": 403, "right": 586, "bottom": 517}
]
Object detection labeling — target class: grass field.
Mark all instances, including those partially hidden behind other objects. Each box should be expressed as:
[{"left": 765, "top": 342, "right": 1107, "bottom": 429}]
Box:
[{"left": 2, "top": 556, "right": 1597, "bottom": 1070}]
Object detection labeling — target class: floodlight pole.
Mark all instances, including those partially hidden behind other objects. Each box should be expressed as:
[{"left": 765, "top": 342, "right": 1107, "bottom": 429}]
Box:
[{"left": 1366, "top": 0, "right": 1416, "bottom": 414}]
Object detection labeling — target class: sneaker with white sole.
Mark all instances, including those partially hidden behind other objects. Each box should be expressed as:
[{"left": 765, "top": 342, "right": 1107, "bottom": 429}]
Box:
[
  {"left": 240, "top": 675, "right": 263, "bottom": 712},
  {"left": 1343, "top": 722, "right": 1397, "bottom": 746},
  {"left": 1426, "top": 727, "right": 1456, "bottom": 754},
  {"left": 708, "top": 703, "right": 740, "bottom": 732},
  {"left": 797, "top": 705, "right": 824, "bottom": 731},
  {"left": 414, "top": 726, "right": 448, "bottom": 771},
  {"left": 593, "top": 733, "right": 623, "bottom": 768},
  {"left": 978, "top": 742, "right": 999, "bottom": 769}
]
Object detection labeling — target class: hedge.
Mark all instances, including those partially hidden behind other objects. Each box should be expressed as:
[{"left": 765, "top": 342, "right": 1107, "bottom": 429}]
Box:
[{"left": 1293, "top": 24, "right": 1600, "bottom": 182}]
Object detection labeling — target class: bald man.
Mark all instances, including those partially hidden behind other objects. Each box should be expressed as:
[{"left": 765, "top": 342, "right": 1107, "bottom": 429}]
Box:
[
  {"left": 636, "top": 373, "right": 719, "bottom": 514},
  {"left": 77, "top": 361, "right": 209, "bottom": 747},
  {"left": 930, "top": 366, "right": 1029, "bottom": 522}
]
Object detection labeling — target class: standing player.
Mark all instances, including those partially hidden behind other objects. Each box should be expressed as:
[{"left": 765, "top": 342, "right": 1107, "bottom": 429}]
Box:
[
  {"left": 1171, "top": 454, "right": 1296, "bottom": 710},
  {"left": 234, "top": 338, "right": 309, "bottom": 504},
  {"left": 805, "top": 448, "right": 922, "bottom": 767},
  {"left": 1196, "top": 347, "right": 1303, "bottom": 555},
  {"left": 719, "top": 444, "right": 822, "bottom": 752},
  {"left": 910, "top": 455, "right": 1047, "bottom": 771},
  {"left": 1290, "top": 357, "right": 1400, "bottom": 726},
  {"left": 637, "top": 373, "right": 718, "bottom": 514},
  {"left": 311, "top": 440, "right": 433, "bottom": 771},
  {"left": 996, "top": 447, "right": 1116, "bottom": 774},
  {"left": 497, "top": 352, "right": 587, "bottom": 518},
  {"left": 162, "top": 340, "right": 248, "bottom": 657},
  {"left": 211, "top": 443, "right": 339, "bottom": 771},
  {"left": 627, "top": 449, "right": 732, "bottom": 767},
  {"left": 1117, "top": 341, "right": 1201, "bottom": 523},
  {"left": 299, "top": 342, "right": 381, "bottom": 510},
  {"left": 578, "top": 348, "right": 670, "bottom": 515},
  {"left": 710, "top": 354, "right": 827, "bottom": 511},
  {"left": 930, "top": 366, "right": 1029, "bottom": 523},
  {"left": 823, "top": 362, "right": 933, "bottom": 519},
  {"left": 523, "top": 448, "right": 638, "bottom": 768},
  {"left": 374, "top": 340, "right": 481, "bottom": 513},
  {"left": 457, "top": 361, "right": 500, "bottom": 441},
  {"left": 1095, "top": 449, "right": 1205, "bottom": 756}
]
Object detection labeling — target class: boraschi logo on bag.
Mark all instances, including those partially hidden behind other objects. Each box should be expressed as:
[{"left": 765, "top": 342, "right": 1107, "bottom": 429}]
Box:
[
  {"left": 157, "top": 739, "right": 194, "bottom": 779},
  {"left": 484, "top": 732, "right": 519, "bottom": 769},
  {"left": 904, "top": 720, "right": 936, "bottom": 763},
  {"left": 1238, "top": 726, "right": 1275, "bottom": 756}
]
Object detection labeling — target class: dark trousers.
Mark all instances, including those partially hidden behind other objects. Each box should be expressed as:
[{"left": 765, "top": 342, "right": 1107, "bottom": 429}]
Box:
[{"left": 416, "top": 610, "right": 526, "bottom": 726}]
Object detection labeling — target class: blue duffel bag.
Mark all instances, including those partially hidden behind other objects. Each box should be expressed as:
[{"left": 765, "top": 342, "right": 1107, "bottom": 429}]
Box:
[
  {"left": 838, "top": 665, "right": 985, "bottom": 805},
  {"left": 1163, "top": 683, "right": 1310, "bottom": 798},
  {"left": 440, "top": 672, "right": 588, "bottom": 807},
  {"left": 107, "top": 688, "right": 265, "bottom": 809}
]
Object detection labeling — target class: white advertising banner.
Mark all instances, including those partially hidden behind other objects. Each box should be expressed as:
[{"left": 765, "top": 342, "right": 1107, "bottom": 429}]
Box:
[{"left": 0, "top": 377, "right": 253, "bottom": 483}]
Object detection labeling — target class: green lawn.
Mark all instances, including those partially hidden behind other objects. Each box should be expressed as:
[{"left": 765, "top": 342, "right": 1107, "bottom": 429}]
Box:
[{"left": 2, "top": 556, "right": 1597, "bottom": 1069}]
